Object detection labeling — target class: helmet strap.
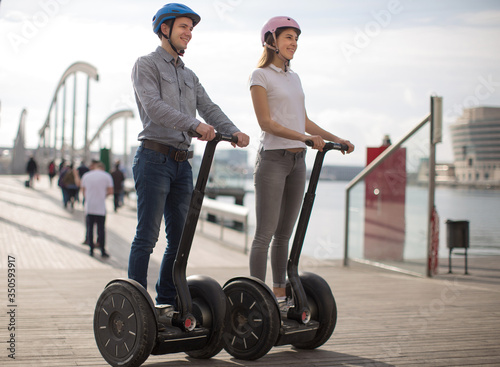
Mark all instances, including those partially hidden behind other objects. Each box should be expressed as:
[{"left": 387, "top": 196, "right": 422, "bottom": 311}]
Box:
[
  {"left": 161, "top": 18, "right": 185, "bottom": 56},
  {"left": 265, "top": 33, "right": 290, "bottom": 71}
]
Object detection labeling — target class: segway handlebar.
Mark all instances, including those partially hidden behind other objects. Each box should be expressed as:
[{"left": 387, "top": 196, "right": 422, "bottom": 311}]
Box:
[
  {"left": 305, "top": 140, "right": 348, "bottom": 152},
  {"left": 188, "top": 130, "right": 239, "bottom": 144}
]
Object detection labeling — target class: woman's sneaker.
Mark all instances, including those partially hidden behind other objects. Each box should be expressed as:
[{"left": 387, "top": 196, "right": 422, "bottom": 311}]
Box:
[{"left": 277, "top": 297, "right": 294, "bottom": 315}]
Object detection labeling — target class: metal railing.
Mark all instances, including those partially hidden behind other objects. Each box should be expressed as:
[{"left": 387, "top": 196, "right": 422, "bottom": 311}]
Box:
[{"left": 343, "top": 96, "right": 442, "bottom": 277}]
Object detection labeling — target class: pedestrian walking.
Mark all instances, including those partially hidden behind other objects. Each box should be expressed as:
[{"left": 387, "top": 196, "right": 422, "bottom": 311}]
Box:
[
  {"left": 48, "top": 160, "right": 56, "bottom": 186},
  {"left": 110, "top": 161, "right": 125, "bottom": 212},
  {"left": 59, "top": 163, "right": 80, "bottom": 209},
  {"left": 26, "top": 156, "right": 38, "bottom": 188},
  {"left": 81, "top": 161, "right": 114, "bottom": 258}
]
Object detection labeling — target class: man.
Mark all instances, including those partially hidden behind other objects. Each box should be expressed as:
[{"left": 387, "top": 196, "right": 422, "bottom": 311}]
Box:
[
  {"left": 81, "top": 161, "right": 114, "bottom": 258},
  {"left": 128, "top": 3, "right": 249, "bottom": 310},
  {"left": 110, "top": 161, "right": 125, "bottom": 212},
  {"left": 26, "top": 156, "right": 38, "bottom": 188}
]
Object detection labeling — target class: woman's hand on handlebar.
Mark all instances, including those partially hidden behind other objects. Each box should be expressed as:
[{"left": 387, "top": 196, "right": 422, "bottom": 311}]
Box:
[
  {"left": 232, "top": 132, "right": 250, "bottom": 148},
  {"left": 304, "top": 135, "right": 325, "bottom": 151},
  {"left": 338, "top": 139, "right": 355, "bottom": 155}
]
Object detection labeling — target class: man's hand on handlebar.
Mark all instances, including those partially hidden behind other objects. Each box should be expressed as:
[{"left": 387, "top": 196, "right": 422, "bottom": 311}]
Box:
[{"left": 194, "top": 123, "right": 216, "bottom": 141}]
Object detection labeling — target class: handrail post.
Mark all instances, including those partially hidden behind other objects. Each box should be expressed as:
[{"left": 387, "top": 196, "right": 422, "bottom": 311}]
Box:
[
  {"left": 427, "top": 96, "right": 442, "bottom": 277},
  {"left": 343, "top": 188, "right": 350, "bottom": 266}
]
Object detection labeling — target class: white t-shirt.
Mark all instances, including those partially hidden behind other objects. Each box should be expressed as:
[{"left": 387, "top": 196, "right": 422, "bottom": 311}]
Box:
[
  {"left": 81, "top": 169, "right": 114, "bottom": 216},
  {"left": 249, "top": 64, "right": 307, "bottom": 151}
]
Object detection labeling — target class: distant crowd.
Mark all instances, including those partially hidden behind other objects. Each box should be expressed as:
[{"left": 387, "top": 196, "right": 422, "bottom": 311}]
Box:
[{"left": 25, "top": 156, "right": 127, "bottom": 258}]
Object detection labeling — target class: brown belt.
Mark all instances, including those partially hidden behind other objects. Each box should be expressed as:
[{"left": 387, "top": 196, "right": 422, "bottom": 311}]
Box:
[
  {"left": 141, "top": 140, "right": 193, "bottom": 162},
  {"left": 286, "top": 148, "right": 306, "bottom": 153}
]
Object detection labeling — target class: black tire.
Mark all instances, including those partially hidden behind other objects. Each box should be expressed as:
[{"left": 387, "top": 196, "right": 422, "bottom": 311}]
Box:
[
  {"left": 94, "top": 281, "right": 156, "bottom": 367},
  {"left": 291, "top": 272, "right": 337, "bottom": 349},
  {"left": 185, "top": 275, "right": 227, "bottom": 359},
  {"left": 223, "top": 278, "right": 280, "bottom": 360}
]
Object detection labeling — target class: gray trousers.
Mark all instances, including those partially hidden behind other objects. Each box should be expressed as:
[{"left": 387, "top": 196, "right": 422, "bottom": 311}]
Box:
[{"left": 249, "top": 149, "right": 306, "bottom": 288}]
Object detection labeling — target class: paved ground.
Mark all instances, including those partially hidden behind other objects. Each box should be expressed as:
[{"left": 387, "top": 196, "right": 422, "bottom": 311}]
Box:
[{"left": 0, "top": 175, "right": 499, "bottom": 366}]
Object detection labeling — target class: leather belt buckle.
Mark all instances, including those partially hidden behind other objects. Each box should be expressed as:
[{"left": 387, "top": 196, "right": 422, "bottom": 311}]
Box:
[{"left": 174, "top": 150, "right": 188, "bottom": 162}]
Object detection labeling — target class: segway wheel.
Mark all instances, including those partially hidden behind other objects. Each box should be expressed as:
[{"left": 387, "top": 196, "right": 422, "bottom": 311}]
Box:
[
  {"left": 291, "top": 272, "right": 337, "bottom": 350},
  {"left": 185, "top": 275, "right": 227, "bottom": 359},
  {"left": 223, "top": 278, "right": 280, "bottom": 360},
  {"left": 94, "top": 281, "right": 156, "bottom": 367}
]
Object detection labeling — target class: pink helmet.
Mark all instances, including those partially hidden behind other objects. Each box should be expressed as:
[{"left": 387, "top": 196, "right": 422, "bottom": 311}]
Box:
[{"left": 260, "top": 16, "right": 301, "bottom": 46}]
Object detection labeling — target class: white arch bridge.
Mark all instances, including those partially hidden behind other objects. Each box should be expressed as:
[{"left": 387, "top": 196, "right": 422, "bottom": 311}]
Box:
[{"left": 35, "top": 61, "right": 134, "bottom": 168}]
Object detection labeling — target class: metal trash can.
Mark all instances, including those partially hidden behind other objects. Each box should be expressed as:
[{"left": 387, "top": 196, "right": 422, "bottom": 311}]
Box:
[
  {"left": 446, "top": 220, "right": 469, "bottom": 274},
  {"left": 446, "top": 220, "right": 469, "bottom": 249}
]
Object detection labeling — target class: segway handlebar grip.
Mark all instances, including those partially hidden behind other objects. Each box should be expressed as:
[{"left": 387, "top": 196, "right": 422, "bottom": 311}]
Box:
[
  {"left": 328, "top": 142, "right": 349, "bottom": 151},
  {"left": 305, "top": 140, "right": 348, "bottom": 152},
  {"left": 188, "top": 130, "right": 238, "bottom": 144},
  {"left": 221, "top": 133, "right": 239, "bottom": 144}
]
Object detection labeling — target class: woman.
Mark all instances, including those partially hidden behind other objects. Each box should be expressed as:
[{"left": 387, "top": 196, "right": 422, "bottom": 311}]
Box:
[
  {"left": 59, "top": 163, "right": 81, "bottom": 210},
  {"left": 249, "top": 16, "right": 354, "bottom": 312}
]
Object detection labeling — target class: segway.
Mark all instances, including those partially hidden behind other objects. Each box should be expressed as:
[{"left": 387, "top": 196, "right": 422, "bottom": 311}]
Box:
[
  {"left": 222, "top": 141, "right": 348, "bottom": 360},
  {"left": 93, "top": 132, "right": 238, "bottom": 367}
]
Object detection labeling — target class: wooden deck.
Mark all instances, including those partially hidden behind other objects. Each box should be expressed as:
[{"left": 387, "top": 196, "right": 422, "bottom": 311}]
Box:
[{"left": 1, "top": 175, "right": 499, "bottom": 366}]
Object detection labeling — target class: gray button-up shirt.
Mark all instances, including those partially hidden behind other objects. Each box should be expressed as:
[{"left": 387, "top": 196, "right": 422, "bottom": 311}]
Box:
[{"left": 132, "top": 46, "right": 240, "bottom": 150}]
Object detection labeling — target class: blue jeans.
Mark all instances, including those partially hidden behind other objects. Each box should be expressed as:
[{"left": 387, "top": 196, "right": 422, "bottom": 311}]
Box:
[{"left": 128, "top": 146, "right": 193, "bottom": 305}]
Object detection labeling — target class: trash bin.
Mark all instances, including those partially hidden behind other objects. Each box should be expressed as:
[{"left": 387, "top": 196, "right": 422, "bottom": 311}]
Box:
[
  {"left": 446, "top": 220, "right": 469, "bottom": 249},
  {"left": 446, "top": 220, "right": 469, "bottom": 274}
]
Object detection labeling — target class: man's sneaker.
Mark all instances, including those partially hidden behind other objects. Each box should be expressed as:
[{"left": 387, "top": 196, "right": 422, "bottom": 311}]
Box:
[
  {"left": 155, "top": 304, "right": 176, "bottom": 331},
  {"left": 277, "top": 297, "right": 294, "bottom": 315}
]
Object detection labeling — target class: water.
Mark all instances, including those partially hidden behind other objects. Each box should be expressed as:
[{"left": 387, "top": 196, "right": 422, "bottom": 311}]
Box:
[{"left": 239, "top": 180, "right": 500, "bottom": 260}]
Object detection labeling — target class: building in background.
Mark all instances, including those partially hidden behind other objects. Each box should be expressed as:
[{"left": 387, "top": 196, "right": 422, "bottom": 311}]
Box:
[{"left": 450, "top": 107, "right": 500, "bottom": 185}]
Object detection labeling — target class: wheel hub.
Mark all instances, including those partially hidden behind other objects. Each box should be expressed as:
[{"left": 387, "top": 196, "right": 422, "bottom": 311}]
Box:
[
  {"left": 114, "top": 317, "right": 125, "bottom": 336},
  {"left": 236, "top": 312, "right": 248, "bottom": 327}
]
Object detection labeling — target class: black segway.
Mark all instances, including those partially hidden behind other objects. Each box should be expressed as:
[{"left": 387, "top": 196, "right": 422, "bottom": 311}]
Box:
[
  {"left": 93, "top": 132, "right": 238, "bottom": 367},
  {"left": 222, "top": 141, "right": 348, "bottom": 360}
]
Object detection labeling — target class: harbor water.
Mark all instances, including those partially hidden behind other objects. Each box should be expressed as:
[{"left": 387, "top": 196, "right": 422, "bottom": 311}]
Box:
[{"left": 238, "top": 180, "right": 500, "bottom": 260}]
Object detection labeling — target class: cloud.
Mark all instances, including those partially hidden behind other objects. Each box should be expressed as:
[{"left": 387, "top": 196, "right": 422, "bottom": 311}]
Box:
[{"left": 457, "top": 9, "right": 500, "bottom": 26}]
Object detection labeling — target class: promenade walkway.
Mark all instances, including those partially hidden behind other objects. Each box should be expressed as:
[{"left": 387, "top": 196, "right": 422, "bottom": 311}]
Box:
[{"left": 0, "top": 174, "right": 499, "bottom": 366}]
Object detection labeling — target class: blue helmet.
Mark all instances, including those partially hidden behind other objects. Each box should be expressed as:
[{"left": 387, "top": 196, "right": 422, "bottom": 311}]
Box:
[{"left": 152, "top": 3, "right": 201, "bottom": 34}]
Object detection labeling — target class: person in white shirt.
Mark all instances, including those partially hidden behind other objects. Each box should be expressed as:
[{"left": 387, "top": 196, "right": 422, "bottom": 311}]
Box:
[
  {"left": 249, "top": 16, "right": 355, "bottom": 312},
  {"left": 81, "top": 161, "right": 114, "bottom": 257}
]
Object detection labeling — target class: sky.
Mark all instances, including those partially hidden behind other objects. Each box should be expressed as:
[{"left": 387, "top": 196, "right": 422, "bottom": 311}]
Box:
[{"left": 1, "top": 0, "right": 500, "bottom": 167}]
